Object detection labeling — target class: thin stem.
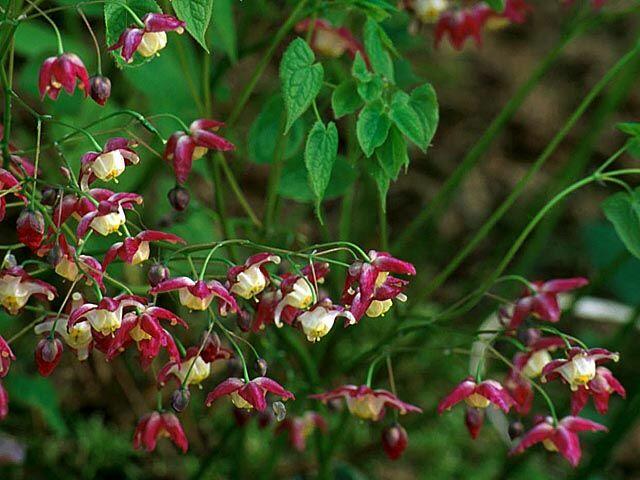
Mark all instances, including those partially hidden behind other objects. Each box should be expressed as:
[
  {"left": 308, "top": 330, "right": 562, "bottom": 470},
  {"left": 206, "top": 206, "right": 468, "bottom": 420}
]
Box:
[
  {"left": 24, "top": 0, "right": 63, "bottom": 54},
  {"left": 77, "top": 7, "right": 101, "bottom": 75},
  {"left": 217, "top": 153, "right": 262, "bottom": 228}
]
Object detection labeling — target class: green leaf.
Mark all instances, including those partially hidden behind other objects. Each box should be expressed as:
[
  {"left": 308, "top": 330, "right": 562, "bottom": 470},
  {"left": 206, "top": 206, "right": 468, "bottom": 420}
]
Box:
[
  {"left": 248, "top": 95, "right": 305, "bottom": 164},
  {"left": 375, "top": 126, "right": 408, "bottom": 180},
  {"left": 209, "top": 0, "right": 237, "bottom": 62},
  {"left": 305, "top": 121, "right": 339, "bottom": 220},
  {"left": 280, "top": 38, "right": 324, "bottom": 133},
  {"left": 332, "top": 79, "right": 364, "bottom": 119},
  {"left": 278, "top": 155, "right": 356, "bottom": 202},
  {"left": 626, "top": 138, "right": 640, "bottom": 159},
  {"left": 617, "top": 122, "right": 640, "bottom": 137},
  {"left": 602, "top": 188, "right": 640, "bottom": 259},
  {"left": 172, "top": 0, "right": 214, "bottom": 52},
  {"left": 357, "top": 75, "right": 383, "bottom": 103},
  {"left": 389, "top": 91, "right": 426, "bottom": 150},
  {"left": 5, "top": 375, "right": 67, "bottom": 435},
  {"left": 357, "top": 101, "right": 391, "bottom": 157},
  {"left": 485, "top": 0, "right": 505, "bottom": 11},
  {"left": 410, "top": 83, "right": 439, "bottom": 148},
  {"left": 363, "top": 18, "right": 394, "bottom": 83},
  {"left": 104, "top": 0, "right": 162, "bottom": 67},
  {"left": 351, "top": 52, "right": 371, "bottom": 83}
]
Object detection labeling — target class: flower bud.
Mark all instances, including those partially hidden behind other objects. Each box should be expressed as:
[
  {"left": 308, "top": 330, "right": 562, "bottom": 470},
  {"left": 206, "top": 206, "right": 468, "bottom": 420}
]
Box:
[
  {"left": 272, "top": 401, "right": 287, "bottom": 422},
  {"left": 35, "top": 337, "right": 63, "bottom": 377},
  {"left": 508, "top": 420, "right": 524, "bottom": 440},
  {"left": 47, "top": 245, "right": 63, "bottom": 268},
  {"left": 233, "top": 407, "right": 252, "bottom": 426},
  {"left": 168, "top": 186, "right": 190, "bottom": 211},
  {"left": 236, "top": 310, "right": 252, "bottom": 332},
  {"left": 171, "top": 388, "right": 191, "bottom": 413},
  {"left": 89, "top": 75, "right": 111, "bottom": 106},
  {"left": 147, "top": 263, "right": 169, "bottom": 287},
  {"left": 16, "top": 209, "right": 45, "bottom": 251},
  {"left": 40, "top": 187, "right": 57, "bottom": 206},
  {"left": 464, "top": 407, "right": 484, "bottom": 439},
  {"left": 254, "top": 358, "right": 268, "bottom": 377},
  {"left": 381, "top": 423, "right": 408, "bottom": 460}
]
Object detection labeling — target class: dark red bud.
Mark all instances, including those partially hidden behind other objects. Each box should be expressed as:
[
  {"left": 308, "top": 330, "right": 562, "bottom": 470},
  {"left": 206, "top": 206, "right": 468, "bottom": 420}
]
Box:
[
  {"left": 16, "top": 209, "right": 45, "bottom": 251},
  {"left": 253, "top": 358, "right": 268, "bottom": 377},
  {"left": 171, "top": 388, "right": 190, "bottom": 413},
  {"left": 168, "top": 186, "right": 190, "bottom": 212},
  {"left": 464, "top": 407, "right": 484, "bottom": 440},
  {"left": 89, "top": 75, "right": 111, "bottom": 106},
  {"left": 47, "top": 245, "right": 63, "bottom": 268},
  {"left": 508, "top": 420, "right": 524, "bottom": 440},
  {"left": 35, "top": 337, "right": 63, "bottom": 377},
  {"left": 40, "top": 187, "right": 58, "bottom": 206},
  {"left": 147, "top": 263, "right": 169, "bottom": 287},
  {"left": 232, "top": 407, "right": 252, "bottom": 427},
  {"left": 381, "top": 423, "right": 408, "bottom": 460}
]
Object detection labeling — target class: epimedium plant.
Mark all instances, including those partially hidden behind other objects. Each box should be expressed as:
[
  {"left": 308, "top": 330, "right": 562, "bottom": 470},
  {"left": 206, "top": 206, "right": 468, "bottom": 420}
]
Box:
[{"left": 0, "top": 0, "right": 638, "bottom": 476}]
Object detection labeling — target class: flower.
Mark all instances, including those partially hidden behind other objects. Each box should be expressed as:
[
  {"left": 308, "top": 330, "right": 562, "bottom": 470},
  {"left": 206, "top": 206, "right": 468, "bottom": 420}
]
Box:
[
  {"left": 102, "top": 230, "right": 185, "bottom": 269},
  {"left": 38, "top": 53, "right": 90, "bottom": 100},
  {"left": 541, "top": 347, "right": 619, "bottom": 391},
  {"left": 250, "top": 289, "right": 282, "bottom": 332},
  {"left": 402, "top": 0, "right": 449, "bottom": 24},
  {"left": 342, "top": 251, "right": 415, "bottom": 322},
  {"left": 205, "top": 376, "right": 294, "bottom": 411},
  {"left": 434, "top": 5, "right": 491, "bottom": 50},
  {"left": 16, "top": 209, "right": 45, "bottom": 251},
  {"left": 0, "top": 335, "right": 15, "bottom": 377},
  {"left": 508, "top": 277, "right": 588, "bottom": 329},
  {"left": 157, "top": 333, "right": 233, "bottom": 388},
  {"left": 274, "top": 262, "right": 330, "bottom": 327},
  {"left": 0, "top": 381, "right": 8, "bottom": 419},
  {"left": 276, "top": 412, "right": 327, "bottom": 452},
  {"left": 570, "top": 366, "right": 625, "bottom": 415},
  {"left": 310, "top": 384, "right": 422, "bottom": 421},
  {"left": 107, "top": 305, "right": 187, "bottom": 369},
  {"left": 35, "top": 337, "right": 63, "bottom": 377},
  {"left": 89, "top": 75, "right": 111, "bottom": 106},
  {"left": 68, "top": 294, "right": 146, "bottom": 336},
  {"left": 438, "top": 377, "right": 514, "bottom": 413},
  {"left": 381, "top": 423, "right": 409, "bottom": 460},
  {"left": 151, "top": 276, "right": 238, "bottom": 314},
  {"left": 133, "top": 411, "right": 188, "bottom": 453},
  {"left": 76, "top": 190, "right": 143, "bottom": 237},
  {"left": 0, "top": 168, "right": 24, "bottom": 222},
  {"left": 297, "top": 300, "right": 355, "bottom": 342},
  {"left": 295, "top": 19, "right": 366, "bottom": 59},
  {"left": 51, "top": 235, "right": 104, "bottom": 289},
  {"left": 509, "top": 416, "right": 607, "bottom": 466},
  {"left": 79, "top": 138, "right": 140, "bottom": 189},
  {"left": 164, "top": 119, "right": 235, "bottom": 184},
  {"left": 108, "top": 13, "right": 185, "bottom": 63},
  {"left": 227, "top": 253, "right": 281, "bottom": 300},
  {"left": 0, "top": 266, "right": 56, "bottom": 315},
  {"left": 465, "top": 407, "right": 484, "bottom": 439}
]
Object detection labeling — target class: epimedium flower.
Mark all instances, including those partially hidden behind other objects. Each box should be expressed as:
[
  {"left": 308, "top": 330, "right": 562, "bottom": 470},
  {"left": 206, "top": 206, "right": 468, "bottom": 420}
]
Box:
[
  {"left": 310, "top": 384, "right": 422, "bottom": 421},
  {"left": 151, "top": 276, "right": 238, "bottom": 314},
  {"left": 438, "top": 377, "right": 514, "bottom": 413},
  {"left": 541, "top": 347, "right": 620, "bottom": 391},
  {"left": 250, "top": 289, "right": 282, "bottom": 332},
  {"left": 0, "top": 335, "right": 15, "bottom": 377},
  {"left": 570, "top": 366, "right": 625, "bottom": 415},
  {"left": 297, "top": 300, "right": 356, "bottom": 343},
  {"left": 434, "top": 4, "right": 491, "bottom": 50},
  {"left": 133, "top": 411, "right": 188, "bottom": 453},
  {"left": 106, "top": 305, "right": 187, "bottom": 370},
  {"left": 38, "top": 53, "right": 90, "bottom": 100},
  {"left": 68, "top": 294, "right": 146, "bottom": 337},
  {"left": 508, "top": 277, "right": 589, "bottom": 329},
  {"left": 79, "top": 138, "right": 140, "bottom": 190},
  {"left": 102, "top": 230, "right": 185, "bottom": 270},
  {"left": 51, "top": 235, "right": 104, "bottom": 289},
  {"left": 274, "top": 262, "right": 330, "bottom": 327},
  {"left": 227, "top": 253, "right": 281, "bottom": 300},
  {"left": 401, "top": 0, "right": 450, "bottom": 24},
  {"left": 16, "top": 209, "right": 45, "bottom": 251},
  {"left": 0, "top": 168, "right": 24, "bottom": 222},
  {"left": 342, "top": 251, "right": 415, "bottom": 322},
  {"left": 164, "top": 119, "right": 235, "bottom": 185},
  {"left": 276, "top": 412, "right": 327, "bottom": 452},
  {"left": 89, "top": 75, "right": 111, "bottom": 106},
  {"left": 485, "top": 0, "right": 532, "bottom": 29},
  {"left": 509, "top": 416, "right": 607, "bottom": 467},
  {"left": 109, "top": 13, "right": 185, "bottom": 63},
  {"left": 76, "top": 191, "right": 143, "bottom": 238},
  {"left": 205, "top": 376, "right": 295, "bottom": 412},
  {"left": 382, "top": 423, "right": 409, "bottom": 460},
  {"left": 0, "top": 380, "right": 8, "bottom": 419},
  {"left": 35, "top": 337, "right": 64, "bottom": 377},
  {"left": 295, "top": 19, "right": 366, "bottom": 59},
  {"left": 0, "top": 266, "right": 56, "bottom": 315}
]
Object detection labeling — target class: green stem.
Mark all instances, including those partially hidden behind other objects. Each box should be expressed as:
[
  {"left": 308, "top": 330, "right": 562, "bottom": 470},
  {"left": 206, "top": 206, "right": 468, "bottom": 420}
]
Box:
[
  {"left": 217, "top": 153, "right": 262, "bottom": 228},
  {"left": 24, "top": 0, "right": 63, "bottom": 54}
]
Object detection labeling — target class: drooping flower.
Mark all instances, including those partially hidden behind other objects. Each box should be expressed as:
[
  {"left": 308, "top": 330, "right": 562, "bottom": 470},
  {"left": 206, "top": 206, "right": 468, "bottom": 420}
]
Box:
[
  {"left": 0, "top": 168, "right": 24, "bottom": 222},
  {"left": 51, "top": 235, "right": 104, "bottom": 289},
  {"left": 0, "top": 381, "right": 8, "bottom": 419},
  {"left": 76, "top": 191, "right": 143, "bottom": 237},
  {"left": 297, "top": 300, "right": 356, "bottom": 342},
  {"left": 381, "top": 423, "right": 409, "bottom": 460},
  {"left": 68, "top": 294, "right": 146, "bottom": 337},
  {"left": 164, "top": 119, "right": 235, "bottom": 184},
  {"left": 295, "top": 19, "right": 366, "bottom": 59},
  {"left": 227, "top": 253, "right": 281, "bottom": 300},
  {"left": 102, "top": 230, "right": 185, "bottom": 269},
  {"left": 570, "top": 366, "right": 625, "bottom": 415},
  {"left": 133, "top": 411, "right": 188, "bottom": 453},
  {"left": 276, "top": 411, "right": 327, "bottom": 452},
  {"left": 108, "top": 13, "right": 185, "bottom": 63},
  {"left": 342, "top": 251, "right": 415, "bottom": 322},
  {"left": 401, "top": 0, "right": 449, "bottom": 24},
  {"left": 274, "top": 262, "right": 330, "bottom": 327},
  {"left": 509, "top": 416, "right": 607, "bottom": 467},
  {"left": 0, "top": 266, "right": 56, "bottom": 315},
  {"left": 34, "top": 337, "right": 64, "bottom": 377},
  {"left": 438, "top": 377, "right": 514, "bottom": 413},
  {"left": 79, "top": 138, "right": 140, "bottom": 190},
  {"left": 107, "top": 305, "right": 187, "bottom": 369},
  {"left": 16, "top": 209, "right": 45, "bottom": 251},
  {"left": 250, "top": 289, "right": 282, "bottom": 332},
  {"left": 151, "top": 276, "right": 238, "bottom": 314},
  {"left": 310, "top": 384, "right": 422, "bottom": 421},
  {"left": 206, "top": 376, "right": 295, "bottom": 412},
  {"left": 508, "top": 277, "right": 589, "bottom": 329},
  {"left": 434, "top": 4, "right": 491, "bottom": 50},
  {"left": 38, "top": 53, "right": 90, "bottom": 100},
  {"left": 0, "top": 335, "right": 16, "bottom": 377},
  {"left": 541, "top": 347, "right": 619, "bottom": 391}
]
